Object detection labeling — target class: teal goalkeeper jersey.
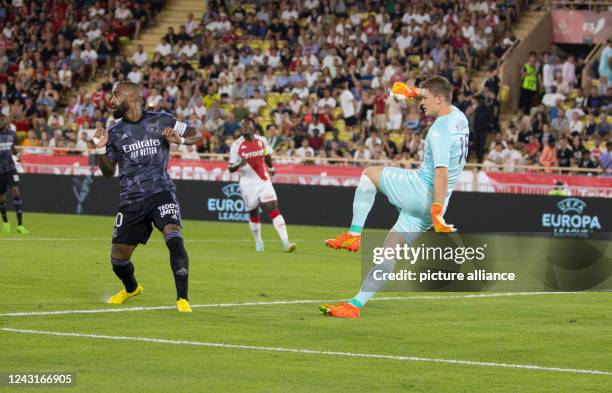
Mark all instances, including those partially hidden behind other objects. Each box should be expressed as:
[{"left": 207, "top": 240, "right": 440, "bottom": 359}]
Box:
[{"left": 416, "top": 105, "right": 469, "bottom": 194}]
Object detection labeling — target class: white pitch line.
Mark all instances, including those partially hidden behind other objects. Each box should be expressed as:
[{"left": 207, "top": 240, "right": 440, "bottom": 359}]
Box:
[
  {"left": 1, "top": 327, "right": 611, "bottom": 376},
  {"left": 0, "top": 237, "right": 307, "bottom": 243},
  {"left": 0, "top": 291, "right": 591, "bottom": 318}
]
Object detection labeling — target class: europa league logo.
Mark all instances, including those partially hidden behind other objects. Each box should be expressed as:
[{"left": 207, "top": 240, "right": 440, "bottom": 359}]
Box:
[{"left": 72, "top": 175, "right": 93, "bottom": 214}]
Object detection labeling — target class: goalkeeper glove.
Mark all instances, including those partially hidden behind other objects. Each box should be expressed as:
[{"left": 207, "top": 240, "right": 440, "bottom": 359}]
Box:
[
  {"left": 391, "top": 82, "right": 422, "bottom": 100},
  {"left": 431, "top": 203, "right": 456, "bottom": 233}
]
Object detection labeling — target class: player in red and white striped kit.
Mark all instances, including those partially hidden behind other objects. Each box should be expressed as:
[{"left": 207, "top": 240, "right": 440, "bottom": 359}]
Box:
[{"left": 228, "top": 118, "right": 296, "bottom": 252}]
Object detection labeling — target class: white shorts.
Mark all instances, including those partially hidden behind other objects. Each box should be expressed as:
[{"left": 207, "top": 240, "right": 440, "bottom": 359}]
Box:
[
  {"left": 239, "top": 179, "right": 278, "bottom": 211},
  {"left": 386, "top": 113, "right": 402, "bottom": 130}
]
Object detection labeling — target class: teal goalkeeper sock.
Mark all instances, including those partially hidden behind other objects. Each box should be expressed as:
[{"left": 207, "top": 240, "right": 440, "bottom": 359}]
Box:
[
  {"left": 350, "top": 292, "right": 376, "bottom": 308},
  {"left": 349, "top": 174, "right": 377, "bottom": 234}
]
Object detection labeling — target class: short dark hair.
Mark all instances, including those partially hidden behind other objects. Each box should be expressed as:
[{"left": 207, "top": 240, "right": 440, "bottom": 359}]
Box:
[
  {"left": 420, "top": 75, "right": 453, "bottom": 103},
  {"left": 115, "top": 81, "right": 142, "bottom": 96}
]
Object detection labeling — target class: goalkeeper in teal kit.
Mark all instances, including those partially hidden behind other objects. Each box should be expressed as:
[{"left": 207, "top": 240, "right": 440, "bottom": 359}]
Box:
[{"left": 322, "top": 76, "right": 470, "bottom": 318}]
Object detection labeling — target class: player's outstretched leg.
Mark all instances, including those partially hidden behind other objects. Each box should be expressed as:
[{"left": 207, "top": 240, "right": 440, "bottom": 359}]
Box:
[
  {"left": 322, "top": 230, "right": 413, "bottom": 319},
  {"left": 108, "top": 244, "right": 143, "bottom": 304},
  {"left": 0, "top": 194, "right": 9, "bottom": 233},
  {"left": 163, "top": 225, "right": 192, "bottom": 312},
  {"left": 248, "top": 209, "right": 264, "bottom": 251},
  {"left": 325, "top": 167, "right": 384, "bottom": 252},
  {"left": 262, "top": 201, "right": 296, "bottom": 252}
]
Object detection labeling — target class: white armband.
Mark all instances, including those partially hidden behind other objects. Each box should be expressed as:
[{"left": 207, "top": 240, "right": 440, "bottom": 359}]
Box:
[
  {"left": 96, "top": 146, "right": 107, "bottom": 154},
  {"left": 174, "top": 121, "right": 188, "bottom": 136}
]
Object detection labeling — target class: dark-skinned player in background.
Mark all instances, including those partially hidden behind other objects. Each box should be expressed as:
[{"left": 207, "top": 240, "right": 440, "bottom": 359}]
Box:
[
  {"left": 0, "top": 113, "right": 28, "bottom": 234},
  {"left": 93, "top": 81, "right": 200, "bottom": 312},
  {"left": 228, "top": 117, "right": 296, "bottom": 253}
]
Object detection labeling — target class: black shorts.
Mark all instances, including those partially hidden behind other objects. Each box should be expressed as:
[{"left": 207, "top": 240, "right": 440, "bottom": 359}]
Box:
[
  {"left": 344, "top": 116, "right": 357, "bottom": 126},
  {"left": 112, "top": 191, "right": 182, "bottom": 245},
  {"left": 0, "top": 171, "right": 19, "bottom": 194}
]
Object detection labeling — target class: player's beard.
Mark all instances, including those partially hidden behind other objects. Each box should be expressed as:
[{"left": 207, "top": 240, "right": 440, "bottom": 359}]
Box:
[{"left": 113, "top": 101, "right": 129, "bottom": 119}]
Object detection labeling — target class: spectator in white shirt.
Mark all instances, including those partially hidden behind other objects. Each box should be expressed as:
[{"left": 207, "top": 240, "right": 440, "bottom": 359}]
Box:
[
  {"left": 569, "top": 111, "right": 584, "bottom": 134},
  {"left": 76, "top": 131, "right": 89, "bottom": 153},
  {"left": 386, "top": 95, "right": 404, "bottom": 131},
  {"left": 541, "top": 86, "right": 566, "bottom": 108},
  {"left": 353, "top": 142, "right": 372, "bottom": 162},
  {"left": 542, "top": 52, "right": 555, "bottom": 93},
  {"left": 58, "top": 63, "right": 72, "bottom": 88},
  {"left": 502, "top": 141, "right": 522, "bottom": 171},
  {"left": 146, "top": 88, "right": 163, "bottom": 109},
  {"left": 281, "top": 6, "right": 299, "bottom": 21},
  {"left": 339, "top": 82, "right": 357, "bottom": 129},
  {"left": 155, "top": 37, "right": 172, "bottom": 57},
  {"left": 483, "top": 142, "right": 505, "bottom": 170},
  {"left": 114, "top": 3, "right": 132, "bottom": 21},
  {"left": 291, "top": 80, "right": 309, "bottom": 100},
  {"left": 193, "top": 99, "right": 207, "bottom": 119},
  {"left": 246, "top": 90, "right": 267, "bottom": 115},
  {"left": 395, "top": 28, "right": 412, "bottom": 56},
  {"left": 184, "top": 12, "right": 197, "bottom": 36},
  {"left": 176, "top": 99, "right": 193, "bottom": 118},
  {"left": 317, "top": 89, "right": 336, "bottom": 110},
  {"left": 80, "top": 42, "right": 98, "bottom": 79},
  {"left": 86, "top": 26, "right": 102, "bottom": 42},
  {"left": 127, "top": 67, "right": 142, "bottom": 84},
  {"left": 289, "top": 93, "right": 303, "bottom": 114},
  {"left": 418, "top": 53, "right": 435, "bottom": 73},
  {"left": 165, "top": 79, "right": 179, "bottom": 98},
  {"left": 296, "top": 139, "right": 315, "bottom": 160},
  {"left": 179, "top": 38, "right": 199, "bottom": 59},
  {"left": 132, "top": 44, "right": 148, "bottom": 67}
]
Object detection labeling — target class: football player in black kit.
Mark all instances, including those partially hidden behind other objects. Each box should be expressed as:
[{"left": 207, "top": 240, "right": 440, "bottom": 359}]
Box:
[
  {"left": 0, "top": 114, "right": 28, "bottom": 234},
  {"left": 93, "top": 82, "right": 200, "bottom": 312}
]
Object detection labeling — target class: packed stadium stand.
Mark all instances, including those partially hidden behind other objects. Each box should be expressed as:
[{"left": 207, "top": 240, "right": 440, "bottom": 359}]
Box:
[{"left": 2, "top": 0, "right": 611, "bottom": 187}]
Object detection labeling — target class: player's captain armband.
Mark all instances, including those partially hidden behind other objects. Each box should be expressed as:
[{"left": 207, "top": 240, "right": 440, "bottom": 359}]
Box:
[{"left": 174, "top": 121, "right": 188, "bottom": 136}]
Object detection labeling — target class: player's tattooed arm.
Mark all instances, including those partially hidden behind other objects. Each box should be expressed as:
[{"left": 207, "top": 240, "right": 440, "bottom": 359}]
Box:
[
  {"left": 97, "top": 154, "right": 118, "bottom": 177},
  {"left": 163, "top": 127, "right": 201, "bottom": 145},
  {"left": 93, "top": 127, "right": 117, "bottom": 177}
]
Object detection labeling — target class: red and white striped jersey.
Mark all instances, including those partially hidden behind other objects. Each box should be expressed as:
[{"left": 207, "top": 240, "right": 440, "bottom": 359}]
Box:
[{"left": 229, "top": 134, "right": 272, "bottom": 181}]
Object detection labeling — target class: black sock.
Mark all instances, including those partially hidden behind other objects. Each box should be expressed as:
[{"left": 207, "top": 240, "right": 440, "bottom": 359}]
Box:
[
  {"left": 165, "top": 232, "right": 189, "bottom": 300},
  {"left": 13, "top": 198, "right": 23, "bottom": 226},
  {"left": 111, "top": 258, "right": 138, "bottom": 293},
  {"left": 0, "top": 202, "right": 6, "bottom": 223}
]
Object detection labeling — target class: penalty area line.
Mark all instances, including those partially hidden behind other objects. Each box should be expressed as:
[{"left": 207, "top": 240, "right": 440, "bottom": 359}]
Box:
[
  {"left": 0, "top": 292, "right": 591, "bottom": 318},
  {"left": 1, "top": 327, "right": 611, "bottom": 377}
]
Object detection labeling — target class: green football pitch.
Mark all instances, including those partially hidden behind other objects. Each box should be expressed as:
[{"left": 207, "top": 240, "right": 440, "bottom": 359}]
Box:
[{"left": 1, "top": 213, "right": 611, "bottom": 392}]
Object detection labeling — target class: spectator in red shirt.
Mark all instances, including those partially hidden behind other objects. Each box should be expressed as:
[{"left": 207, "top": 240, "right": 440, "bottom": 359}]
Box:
[
  {"left": 308, "top": 129, "right": 324, "bottom": 152},
  {"left": 525, "top": 134, "right": 541, "bottom": 162},
  {"left": 374, "top": 89, "right": 387, "bottom": 131}
]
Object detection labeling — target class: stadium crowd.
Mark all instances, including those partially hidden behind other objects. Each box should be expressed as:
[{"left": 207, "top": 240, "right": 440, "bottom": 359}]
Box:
[
  {"left": 0, "top": 0, "right": 165, "bottom": 146},
  {"left": 1, "top": 0, "right": 610, "bottom": 174}
]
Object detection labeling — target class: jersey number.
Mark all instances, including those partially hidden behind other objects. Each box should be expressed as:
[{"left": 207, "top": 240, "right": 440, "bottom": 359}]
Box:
[
  {"left": 115, "top": 212, "right": 124, "bottom": 228},
  {"left": 459, "top": 134, "right": 469, "bottom": 163}
]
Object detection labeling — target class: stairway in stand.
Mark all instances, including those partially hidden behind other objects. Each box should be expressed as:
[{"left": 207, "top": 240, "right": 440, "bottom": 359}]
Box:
[
  {"left": 470, "top": 8, "right": 547, "bottom": 95},
  {"left": 81, "top": 0, "right": 207, "bottom": 94}
]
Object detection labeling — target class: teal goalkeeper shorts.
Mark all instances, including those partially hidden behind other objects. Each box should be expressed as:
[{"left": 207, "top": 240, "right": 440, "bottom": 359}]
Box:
[{"left": 379, "top": 167, "right": 437, "bottom": 233}]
